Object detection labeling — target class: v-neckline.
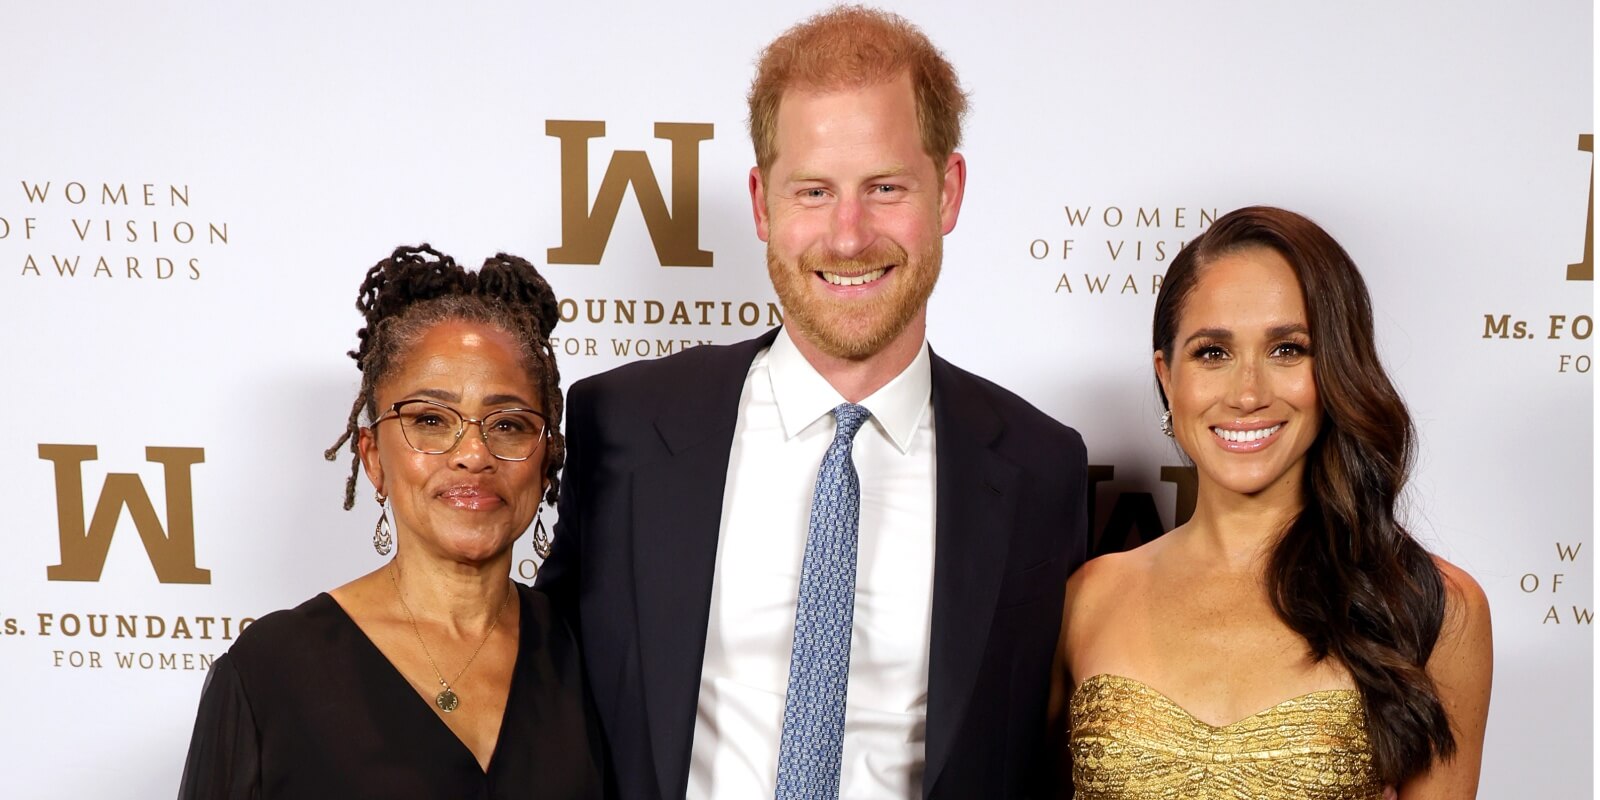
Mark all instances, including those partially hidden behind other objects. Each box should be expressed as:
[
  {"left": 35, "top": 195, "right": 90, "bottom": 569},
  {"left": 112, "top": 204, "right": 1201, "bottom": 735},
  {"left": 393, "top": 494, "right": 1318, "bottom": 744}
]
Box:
[
  {"left": 319, "top": 587, "right": 527, "bottom": 776},
  {"left": 1074, "top": 673, "right": 1363, "bottom": 731}
]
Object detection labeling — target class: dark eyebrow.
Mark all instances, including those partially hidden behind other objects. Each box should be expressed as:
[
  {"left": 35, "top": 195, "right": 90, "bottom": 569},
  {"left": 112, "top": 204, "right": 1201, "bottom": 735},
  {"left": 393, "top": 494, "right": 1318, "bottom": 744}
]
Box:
[
  {"left": 483, "top": 393, "right": 533, "bottom": 407},
  {"left": 1183, "top": 327, "right": 1231, "bottom": 347},
  {"left": 408, "top": 389, "right": 532, "bottom": 408},
  {"left": 412, "top": 388, "right": 461, "bottom": 403},
  {"left": 1183, "top": 323, "right": 1310, "bottom": 348}
]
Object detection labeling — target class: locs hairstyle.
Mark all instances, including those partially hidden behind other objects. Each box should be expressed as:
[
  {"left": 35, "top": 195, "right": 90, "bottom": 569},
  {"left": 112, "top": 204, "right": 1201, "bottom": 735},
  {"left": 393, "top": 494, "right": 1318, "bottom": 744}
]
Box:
[
  {"left": 1152, "top": 206, "right": 1454, "bottom": 785},
  {"left": 323, "top": 244, "right": 565, "bottom": 510}
]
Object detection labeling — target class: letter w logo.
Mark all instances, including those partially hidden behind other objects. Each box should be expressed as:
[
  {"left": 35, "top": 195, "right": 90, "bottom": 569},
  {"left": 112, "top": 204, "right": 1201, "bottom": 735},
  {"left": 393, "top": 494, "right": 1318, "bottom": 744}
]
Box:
[
  {"left": 546, "top": 120, "right": 714, "bottom": 267},
  {"left": 39, "top": 444, "right": 210, "bottom": 584}
]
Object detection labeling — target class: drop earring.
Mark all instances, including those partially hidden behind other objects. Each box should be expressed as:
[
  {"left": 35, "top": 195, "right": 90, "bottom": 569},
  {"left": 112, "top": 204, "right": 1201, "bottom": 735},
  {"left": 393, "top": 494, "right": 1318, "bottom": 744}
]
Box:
[
  {"left": 1159, "top": 410, "right": 1174, "bottom": 438},
  {"left": 532, "top": 506, "right": 552, "bottom": 559},
  {"left": 373, "top": 490, "right": 393, "bottom": 555}
]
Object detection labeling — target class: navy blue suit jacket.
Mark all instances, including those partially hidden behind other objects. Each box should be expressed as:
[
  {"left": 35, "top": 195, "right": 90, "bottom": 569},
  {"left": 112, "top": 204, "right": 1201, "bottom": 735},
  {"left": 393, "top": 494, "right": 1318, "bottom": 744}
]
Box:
[{"left": 537, "top": 329, "right": 1088, "bottom": 798}]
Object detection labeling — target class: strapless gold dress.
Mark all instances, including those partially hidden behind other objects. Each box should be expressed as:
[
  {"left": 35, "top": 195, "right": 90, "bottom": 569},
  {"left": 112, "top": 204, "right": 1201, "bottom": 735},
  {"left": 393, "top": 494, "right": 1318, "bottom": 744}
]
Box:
[{"left": 1068, "top": 674, "right": 1386, "bottom": 799}]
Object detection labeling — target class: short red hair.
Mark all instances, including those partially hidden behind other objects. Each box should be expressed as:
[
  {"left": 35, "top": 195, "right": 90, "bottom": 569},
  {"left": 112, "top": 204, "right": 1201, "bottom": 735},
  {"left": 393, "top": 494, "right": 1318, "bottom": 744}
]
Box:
[{"left": 748, "top": 5, "right": 969, "bottom": 177}]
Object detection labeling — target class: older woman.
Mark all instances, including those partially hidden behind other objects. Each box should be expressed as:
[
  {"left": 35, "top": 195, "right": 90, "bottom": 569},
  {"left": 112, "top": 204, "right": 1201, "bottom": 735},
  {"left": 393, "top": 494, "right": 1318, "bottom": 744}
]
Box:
[
  {"left": 179, "top": 246, "right": 601, "bottom": 798},
  {"left": 1056, "top": 207, "right": 1492, "bottom": 799}
]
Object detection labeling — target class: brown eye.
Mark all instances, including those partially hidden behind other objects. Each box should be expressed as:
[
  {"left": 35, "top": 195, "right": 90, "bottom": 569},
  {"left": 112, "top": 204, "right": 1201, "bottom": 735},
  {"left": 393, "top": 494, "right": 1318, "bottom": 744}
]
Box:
[{"left": 490, "top": 416, "right": 531, "bottom": 434}]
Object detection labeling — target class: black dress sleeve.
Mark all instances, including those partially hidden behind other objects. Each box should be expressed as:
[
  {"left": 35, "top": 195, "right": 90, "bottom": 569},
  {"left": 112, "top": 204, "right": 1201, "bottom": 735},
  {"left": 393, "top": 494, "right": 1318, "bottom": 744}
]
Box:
[{"left": 177, "top": 653, "right": 261, "bottom": 800}]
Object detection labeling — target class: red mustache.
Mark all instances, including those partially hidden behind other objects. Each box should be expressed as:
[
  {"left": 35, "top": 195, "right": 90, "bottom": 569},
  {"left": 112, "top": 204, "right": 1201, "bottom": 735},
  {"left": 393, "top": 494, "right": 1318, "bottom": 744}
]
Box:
[{"left": 797, "top": 241, "right": 909, "bottom": 275}]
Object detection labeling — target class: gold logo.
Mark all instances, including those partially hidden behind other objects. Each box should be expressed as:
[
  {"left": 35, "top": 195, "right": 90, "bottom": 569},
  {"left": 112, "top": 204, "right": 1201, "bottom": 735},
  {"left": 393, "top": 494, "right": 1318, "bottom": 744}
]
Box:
[
  {"left": 1088, "top": 465, "right": 1197, "bottom": 556},
  {"left": 546, "top": 120, "right": 714, "bottom": 267},
  {"left": 1571, "top": 134, "right": 1593, "bottom": 281},
  {"left": 39, "top": 444, "right": 210, "bottom": 584}
]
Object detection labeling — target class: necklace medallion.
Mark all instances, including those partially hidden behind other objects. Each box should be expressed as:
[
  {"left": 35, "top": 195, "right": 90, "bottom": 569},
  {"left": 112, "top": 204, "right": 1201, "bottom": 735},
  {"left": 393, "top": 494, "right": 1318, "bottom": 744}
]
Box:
[
  {"left": 436, "top": 688, "right": 460, "bottom": 713},
  {"left": 389, "top": 562, "right": 512, "bottom": 717}
]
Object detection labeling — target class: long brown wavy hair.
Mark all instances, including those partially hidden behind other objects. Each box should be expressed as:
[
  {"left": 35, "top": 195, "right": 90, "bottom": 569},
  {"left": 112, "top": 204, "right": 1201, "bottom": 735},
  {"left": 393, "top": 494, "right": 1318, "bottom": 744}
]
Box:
[{"left": 1152, "top": 206, "right": 1453, "bottom": 784}]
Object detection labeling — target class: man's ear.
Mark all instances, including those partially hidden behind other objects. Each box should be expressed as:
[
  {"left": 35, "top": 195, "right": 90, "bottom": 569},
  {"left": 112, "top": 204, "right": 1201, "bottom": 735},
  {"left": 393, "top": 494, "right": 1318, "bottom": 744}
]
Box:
[
  {"left": 750, "top": 167, "right": 772, "bottom": 242},
  {"left": 938, "top": 152, "right": 967, "bottom": 235}
]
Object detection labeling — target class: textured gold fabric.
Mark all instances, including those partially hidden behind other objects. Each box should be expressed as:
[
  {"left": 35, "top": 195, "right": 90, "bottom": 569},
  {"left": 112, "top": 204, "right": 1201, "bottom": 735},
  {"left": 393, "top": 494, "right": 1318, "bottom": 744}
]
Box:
[{"left": 1069, "top": 674, "right": 1385, "bottom": 800}]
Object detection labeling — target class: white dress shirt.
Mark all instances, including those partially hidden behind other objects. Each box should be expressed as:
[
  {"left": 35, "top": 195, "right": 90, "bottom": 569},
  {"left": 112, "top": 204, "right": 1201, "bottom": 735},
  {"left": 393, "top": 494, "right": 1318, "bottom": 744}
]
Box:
[{"left": 687, "top": 327, "right": 938, "bottom": 799}]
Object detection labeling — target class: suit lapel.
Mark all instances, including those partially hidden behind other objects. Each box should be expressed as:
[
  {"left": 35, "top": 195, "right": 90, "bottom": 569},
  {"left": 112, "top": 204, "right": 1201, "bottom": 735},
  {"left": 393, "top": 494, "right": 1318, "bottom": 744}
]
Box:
[
  {"left": 922, "top": 353, "right": 1021, "bottom": 797},
  {"left": 631, "top": 329, "right": 779, "bottom": 799}
]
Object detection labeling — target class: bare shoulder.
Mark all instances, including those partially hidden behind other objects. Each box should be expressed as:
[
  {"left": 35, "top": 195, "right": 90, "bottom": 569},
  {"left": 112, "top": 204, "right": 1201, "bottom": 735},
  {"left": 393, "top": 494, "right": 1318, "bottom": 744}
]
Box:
[
  {"left": 1426, "top": 555, "right": 1493, "bottom": 731},
  {"left": 1064, "top": 538, "right": 1162, "bottom": 632},
  {"left": 1433, "top": 555, "right": 1492, "bottom": 646},
  {"left": 1397, "top": 560, "right": 1493, "bottom": 797},
  {"left": 1065, "top": 550, "right": 1127, "bottom": 610}
]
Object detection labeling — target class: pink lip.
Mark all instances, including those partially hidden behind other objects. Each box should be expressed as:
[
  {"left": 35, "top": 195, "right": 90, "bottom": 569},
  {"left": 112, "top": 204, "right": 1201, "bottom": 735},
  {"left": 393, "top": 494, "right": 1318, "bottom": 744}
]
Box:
[
  {"left": 1209, "top": 421, "right": 1286, "bottom": 453},
  {"left": 436, "top": 486, "right": 503, "bottom": 511}
]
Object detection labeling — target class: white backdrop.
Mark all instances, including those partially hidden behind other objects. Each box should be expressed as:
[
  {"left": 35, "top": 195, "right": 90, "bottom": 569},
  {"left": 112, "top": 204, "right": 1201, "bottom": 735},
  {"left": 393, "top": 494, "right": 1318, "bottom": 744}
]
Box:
[{"left": 1, "top": 1, "right": 1590, "bottom": 797}]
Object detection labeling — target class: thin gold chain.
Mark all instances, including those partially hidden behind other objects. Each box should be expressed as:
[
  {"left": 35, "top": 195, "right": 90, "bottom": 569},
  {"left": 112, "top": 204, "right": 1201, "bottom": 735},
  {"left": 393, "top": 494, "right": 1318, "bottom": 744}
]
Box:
[{"left": 389, "top": 561, "right": 513, "bottom": 696}]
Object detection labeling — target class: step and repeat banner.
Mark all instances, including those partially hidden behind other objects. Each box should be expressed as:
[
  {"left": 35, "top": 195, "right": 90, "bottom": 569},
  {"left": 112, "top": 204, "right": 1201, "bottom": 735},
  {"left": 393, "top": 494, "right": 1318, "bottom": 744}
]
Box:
[{"left": 1, "top": 1, "right": 1590, "bottom": 797}]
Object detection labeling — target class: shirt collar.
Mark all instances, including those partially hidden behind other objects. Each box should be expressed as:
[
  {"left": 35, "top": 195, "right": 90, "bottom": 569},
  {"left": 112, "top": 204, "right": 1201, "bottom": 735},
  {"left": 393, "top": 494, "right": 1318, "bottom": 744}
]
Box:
[{"left": 766, "top": 326, "right": 932, "bottom": 454}]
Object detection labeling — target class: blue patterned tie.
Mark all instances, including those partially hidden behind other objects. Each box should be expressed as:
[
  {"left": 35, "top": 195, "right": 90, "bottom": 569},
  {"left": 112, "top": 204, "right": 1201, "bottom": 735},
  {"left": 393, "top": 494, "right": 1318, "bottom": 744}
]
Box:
[{"left": 775, "top": 403, "right": 872, "bottom": 800}]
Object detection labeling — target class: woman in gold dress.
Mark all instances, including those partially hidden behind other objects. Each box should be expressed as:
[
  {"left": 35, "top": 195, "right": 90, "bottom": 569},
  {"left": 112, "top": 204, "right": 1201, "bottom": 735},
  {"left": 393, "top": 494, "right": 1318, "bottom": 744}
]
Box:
[{"left": 1054, "top": 207, "right": 1492, "bottom": 799}]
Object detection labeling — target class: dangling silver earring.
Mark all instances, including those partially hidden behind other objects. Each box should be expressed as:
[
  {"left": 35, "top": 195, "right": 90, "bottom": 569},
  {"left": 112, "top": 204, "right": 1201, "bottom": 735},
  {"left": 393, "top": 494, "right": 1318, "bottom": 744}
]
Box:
[
  {"left": 1159, "top": 410, "right": 1174, "bottom": 438},
  {"left": 373, "top": 490, "right": 393, "bottom": 556},
  {"left": 532, "top": 506, "right": 552, "bottom": 559}
]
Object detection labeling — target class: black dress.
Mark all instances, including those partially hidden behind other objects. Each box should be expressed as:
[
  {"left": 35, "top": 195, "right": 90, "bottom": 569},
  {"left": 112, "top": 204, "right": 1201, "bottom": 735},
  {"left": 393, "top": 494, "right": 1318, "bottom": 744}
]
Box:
[{"left": 178, "top": 583, "right": 603, "bottom": 799}]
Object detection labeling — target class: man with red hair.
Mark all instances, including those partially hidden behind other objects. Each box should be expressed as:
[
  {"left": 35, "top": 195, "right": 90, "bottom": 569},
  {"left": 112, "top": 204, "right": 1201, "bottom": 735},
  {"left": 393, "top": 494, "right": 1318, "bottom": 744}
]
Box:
[{"left": 541, "top": 7, "right": 1087, "bottom": 798}]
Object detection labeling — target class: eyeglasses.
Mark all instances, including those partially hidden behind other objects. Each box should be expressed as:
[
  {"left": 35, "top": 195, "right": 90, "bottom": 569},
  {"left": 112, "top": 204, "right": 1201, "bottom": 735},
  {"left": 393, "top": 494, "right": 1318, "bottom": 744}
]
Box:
[{"left": 373, "top": 399, "right": 548, "bottom": 461}]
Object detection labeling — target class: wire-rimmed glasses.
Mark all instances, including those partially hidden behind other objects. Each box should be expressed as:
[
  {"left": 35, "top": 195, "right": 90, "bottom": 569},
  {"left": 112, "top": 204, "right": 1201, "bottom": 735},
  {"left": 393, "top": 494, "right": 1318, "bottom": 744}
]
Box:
[{"left": 372, "top": 399, "right": 548, "bottom": 461}]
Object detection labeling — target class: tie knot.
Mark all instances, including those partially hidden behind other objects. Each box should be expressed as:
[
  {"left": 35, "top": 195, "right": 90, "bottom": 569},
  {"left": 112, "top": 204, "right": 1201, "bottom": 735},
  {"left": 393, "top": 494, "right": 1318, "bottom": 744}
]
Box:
[{"left": 832, "top": 403, "right": 871, "bottom": 440}]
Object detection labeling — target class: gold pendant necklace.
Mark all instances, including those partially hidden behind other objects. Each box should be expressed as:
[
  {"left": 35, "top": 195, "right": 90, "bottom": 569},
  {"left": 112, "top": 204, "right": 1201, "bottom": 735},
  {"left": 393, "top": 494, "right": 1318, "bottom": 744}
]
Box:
[{"left": 390, "top": 562, "right": 513, "bottom": 713}]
